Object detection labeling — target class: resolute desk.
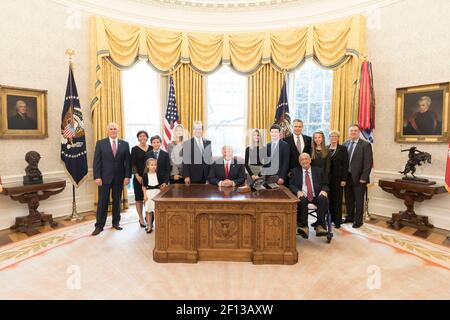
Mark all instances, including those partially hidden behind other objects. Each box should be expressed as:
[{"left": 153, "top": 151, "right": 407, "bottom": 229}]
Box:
[{"left": 153, "top": 184, "right": 299, "bottom": 265}]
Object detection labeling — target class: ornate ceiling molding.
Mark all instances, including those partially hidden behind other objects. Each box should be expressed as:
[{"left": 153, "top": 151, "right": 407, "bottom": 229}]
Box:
[{"left": 50, "top": 0, "right": 401, "bottom": 31}]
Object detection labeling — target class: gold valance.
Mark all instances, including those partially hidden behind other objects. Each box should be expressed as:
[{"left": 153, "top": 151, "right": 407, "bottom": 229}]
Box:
[{"left": 91, "top": 15, "right": 365, "bottom": 74}]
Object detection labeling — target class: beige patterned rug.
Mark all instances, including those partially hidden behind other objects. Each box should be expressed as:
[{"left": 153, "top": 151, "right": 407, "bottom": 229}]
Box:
[{"left": 0, "top": 213, "right": 449, "bottom": 299}]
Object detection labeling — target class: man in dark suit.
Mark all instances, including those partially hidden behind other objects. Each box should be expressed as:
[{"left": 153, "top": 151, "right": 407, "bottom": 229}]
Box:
[
  {"left": 183, "top": 121, "right": 212, "bottom": 184},
  {"left": 8, "top": 100, "right": 37, "bottom": 130},
  {"left": 146, "top": 135, "right": 170, "bottom": 186},
  {"left": 284, "top": 119, "right": 312, "bottom": 171},
  {"left": 208, "top": 145, "right": 246, "bottom": 187},
  {"left": 343, "top": 124, "right": 373, "bottom": 228},
  {"left": 261, "top": 124, "right": 290, "bottom": 185},
  {"left": 92, "top": 123, "right": 131, "bottom": 236},
  {"left": 289, "top": 153, "right": 329, "bottom": 238}
]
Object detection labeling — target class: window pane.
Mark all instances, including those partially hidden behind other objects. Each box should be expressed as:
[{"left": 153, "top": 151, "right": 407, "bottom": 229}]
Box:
[
  {"left": 293, "top": 60, "right": 332, "bottom": 139},
  {"left": 122, "top": 61, "right": 161, "bottom": 197},
  {"left": 122, "top": 61, "right": 160, "bottom": 148},
  {"left": 207, "top": 66, "right": 246, "bottom": 158}
]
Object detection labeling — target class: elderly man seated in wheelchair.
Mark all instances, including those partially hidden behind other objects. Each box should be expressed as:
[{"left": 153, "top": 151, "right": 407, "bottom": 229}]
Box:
[{"left": 289, "top": 153, "right": 329, "bottom": 239}]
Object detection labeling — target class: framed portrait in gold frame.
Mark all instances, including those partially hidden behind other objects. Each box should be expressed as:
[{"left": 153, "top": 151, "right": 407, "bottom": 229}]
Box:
[
  {"left": 0, "top": 85, "right": 48, "bottom": 139},
  {"left": 395, "top": 82, "right": 449, "bottom": 143}
]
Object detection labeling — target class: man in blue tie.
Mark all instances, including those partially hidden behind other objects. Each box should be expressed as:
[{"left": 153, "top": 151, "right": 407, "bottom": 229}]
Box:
[
  {"left": 289, "top": 153, "right": 329, "bottom": 239},
  {"left": 343, "top": 124, "right": 373, "bottom": 228}
]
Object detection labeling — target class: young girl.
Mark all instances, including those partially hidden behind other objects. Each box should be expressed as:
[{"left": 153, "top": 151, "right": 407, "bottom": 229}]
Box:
[{"left": 142, "top": 158, "right": 162, "bottom": 234}]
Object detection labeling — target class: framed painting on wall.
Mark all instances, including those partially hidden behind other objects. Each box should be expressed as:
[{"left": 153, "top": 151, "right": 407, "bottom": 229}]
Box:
[
  {"left": 395, "top": 82, "right": 449, "bottom": 143},
  {"left": 0, "top": 85, "right": 48, "bottom": 138}
]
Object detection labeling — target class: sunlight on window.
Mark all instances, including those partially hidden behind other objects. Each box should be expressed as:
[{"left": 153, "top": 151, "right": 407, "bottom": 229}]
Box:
[
  {"left": 292, "top": 60, "right": 332, "bottom": 140},
  {"left": 122, "top": 61, "right": 160, "bottom": 148},
  {"left": 206, "top": 66, "right": 247, "bottom": 158},
  {"left": 122, "top": 60, "right": 160, "bottom": 195}
]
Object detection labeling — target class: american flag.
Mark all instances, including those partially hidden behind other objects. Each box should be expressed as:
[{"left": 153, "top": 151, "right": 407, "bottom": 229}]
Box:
[
  {"left": 163, "top": 76, "right": 180, "bottom": 150},
  {"left": 63, "top": 123, "right": 76, "bottom": 139}
]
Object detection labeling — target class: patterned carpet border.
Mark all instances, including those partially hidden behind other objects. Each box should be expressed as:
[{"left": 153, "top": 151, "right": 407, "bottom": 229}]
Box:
[
  {"left": 0, "top": 214, "right": 138, "bottom": 271},
  {"left": 1, "top": 215, "right": 449, "bottom": 271},
  {"left": 341, "top": 223, "right": 450, "bottom": 270}
]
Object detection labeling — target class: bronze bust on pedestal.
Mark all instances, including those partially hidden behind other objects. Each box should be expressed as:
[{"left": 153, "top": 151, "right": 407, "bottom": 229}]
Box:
[{"left": 23, "top": 151, "right": 43, "bottom": 185}]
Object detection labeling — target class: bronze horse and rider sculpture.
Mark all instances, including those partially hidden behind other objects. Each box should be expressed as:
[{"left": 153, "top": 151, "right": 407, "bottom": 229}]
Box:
[{"left": 398, "top": 146, "right": 432, "bottom": 183}]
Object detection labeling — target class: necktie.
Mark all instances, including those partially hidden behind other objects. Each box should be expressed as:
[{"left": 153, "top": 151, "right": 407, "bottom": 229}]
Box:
[
  {"left": 154, "top": 151, "right": 159, "bottom": 159},
  {"left": 112, "top": 140, "right": 117, "bottom": 157},
  {"left": 197, "top": 138, "right": 203, "bottom": 154},
  {"left": 305, "top": 170, "right": 314, "bottom": 201},
  {"left": 296, "top": 135, "right": 302, "bottom": 153},
  {"left": 348, "top": 141, "right": 355, "bottom": 171},
  {"left": 225, "top": 161, "right": 230, "bottom": 179}
]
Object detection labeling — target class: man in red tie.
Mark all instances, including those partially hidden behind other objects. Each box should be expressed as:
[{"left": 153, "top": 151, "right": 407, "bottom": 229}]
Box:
[
  {"left": 289, "top": 153, "right": 329, "bottom": 239},
  {"left": 208, "top": 145, "right": 246, "bottom": 187},
  {"left": 92, "top": 123, "right": 131, "bottom": 236}
]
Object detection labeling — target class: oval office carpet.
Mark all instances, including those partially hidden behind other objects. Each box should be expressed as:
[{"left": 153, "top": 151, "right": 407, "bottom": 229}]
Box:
[{"left": 0, "top": 213, "right": 449, "bottom": 300}]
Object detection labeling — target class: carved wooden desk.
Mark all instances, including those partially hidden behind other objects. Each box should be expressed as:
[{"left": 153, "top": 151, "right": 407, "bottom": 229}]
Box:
[
  {"left": 378, "top": 179, "right": 447, "bottom": 236},
  {"left": 153, "top": 184, "right": 299, "bottom": 265},
  {"left": 1, "top": 179, "right": 66, "bottom": 235}
]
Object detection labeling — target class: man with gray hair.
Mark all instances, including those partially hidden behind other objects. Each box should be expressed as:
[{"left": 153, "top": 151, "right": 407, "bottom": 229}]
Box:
[
  {"left": 208, "top": 145, "right": 246, "bottom": 187},
  {"left": 8, "top": 100, "right": 37, "bottom": 130},
  {"left": 289, "top": 152, "right": 329, "bottom": 238},
  {"left": 92, "top": 122, "right": 131, "bottom": 236}
]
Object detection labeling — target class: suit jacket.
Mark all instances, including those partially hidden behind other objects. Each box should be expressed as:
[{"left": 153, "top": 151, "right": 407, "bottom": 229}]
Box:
[
  {"left": 8, "top": 113, "right": 36, "bottom": 130},
  {"left": 329, "top": 144, "right": 349, "bottom": 184},
  {"left": 182, "top": 137, "right": 212, "bottom": 182},
  {"left": 289, "top": 166, "right": 329, "bottom": 197},
  {"left": 146, "top": 149, "right": 171, "bottom": 184},
  {"left": 208, "top": 157, "right": 246, "bottom": 186},
  {"left": 262, "top": 140, "right": 290, "bottom": 180},
  {"left": 284, "top": 134, "right": 312, "bottom": 170},
  {"left": 93, "top": 138, "right": 131, "bottom": 184},
  {"left": 343, "top": 139, "right": 373, "bottom": 184}
]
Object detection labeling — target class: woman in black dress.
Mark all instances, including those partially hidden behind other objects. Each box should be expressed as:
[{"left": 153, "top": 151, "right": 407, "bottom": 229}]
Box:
[
  {"left": 245, "top": 129, "right": 263, "bottom": 183},
  {"left": 311, "top": 131, "right": 330, "bottom": 183},
  {"left": 327, "top": 130, "right": 349, "bottom": 228},
  {"left": 130, "top": 130, "right": 153, "bottom": 228}
]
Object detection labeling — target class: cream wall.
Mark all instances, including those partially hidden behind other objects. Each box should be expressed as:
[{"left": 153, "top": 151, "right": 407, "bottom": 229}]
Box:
[
  {"left": 365, "top": 0, "right": 450, "bottom": 229},
  {"left": 0, "top": 0, "right": 95, "bottom": 229}
]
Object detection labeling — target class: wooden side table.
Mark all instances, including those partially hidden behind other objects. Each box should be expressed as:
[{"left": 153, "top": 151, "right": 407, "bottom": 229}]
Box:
[
  {"left": 378, "top": 179, "right": 447, "bottom": 236},
  {"left": 1, "top": 179, "right": 66, "bottom": 235}
]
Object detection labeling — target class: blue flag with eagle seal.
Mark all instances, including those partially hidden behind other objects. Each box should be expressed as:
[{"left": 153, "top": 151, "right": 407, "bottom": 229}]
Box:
[{"left": 60, "top": 64, "right": 88, "bottom": 186}]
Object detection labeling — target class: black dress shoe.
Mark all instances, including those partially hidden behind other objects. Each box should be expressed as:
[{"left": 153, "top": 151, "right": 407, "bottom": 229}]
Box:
[
  {"left": 140, "top": 223, "right": 146, "bottom": 228},
  {"left": 112, "top": 225, "right": 123, "bottom": 230},
  {"left": 343, "top": 218, "right": 354, "bottom": 224},
  {"left": 352, "top": 223, "right": 363, "bottom": 228},
  {"left": 334, "top": 224, "right": 341, "bottom": 229},
  {"left": 91, "top": 228, "right": 103, "bottom": 236}
]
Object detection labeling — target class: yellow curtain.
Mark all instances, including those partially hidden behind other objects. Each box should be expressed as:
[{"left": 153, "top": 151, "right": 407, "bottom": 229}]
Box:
[
  {"left": 91, "top": 58, "right": 128, "bottom": 210},
  {"left": 91, "top": 15, "right": 365, "bottom": 75},
  {"left": 330, "top": 56, "right": 360, "bottom": 142},
  {"left": 172, "top": 64, "right": 205, "bottom": 133},
  {"left": 247, "top": 65, "right": 284, "bottom": 137}
]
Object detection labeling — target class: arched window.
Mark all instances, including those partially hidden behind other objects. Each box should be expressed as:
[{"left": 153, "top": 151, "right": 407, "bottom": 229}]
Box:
[
  {"left": 206, "top": 65, "right": 247, "bottom": 158},
  {"left": 290, "top": 60, "right": 332, "bottom": 139}
]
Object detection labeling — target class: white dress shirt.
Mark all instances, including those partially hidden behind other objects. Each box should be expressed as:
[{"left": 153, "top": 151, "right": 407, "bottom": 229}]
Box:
[
  {"left": 195, "top": 137, "right": 203, "bottom": 152},
  {"left": 109, "top": 137, "right": 118, "bottom": 149},
  {"left": 294, "top": 134, "right": 305, "bottom": 153},
  {"left": 219, "top": 159, "right": 235, "bottom": 187}
]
